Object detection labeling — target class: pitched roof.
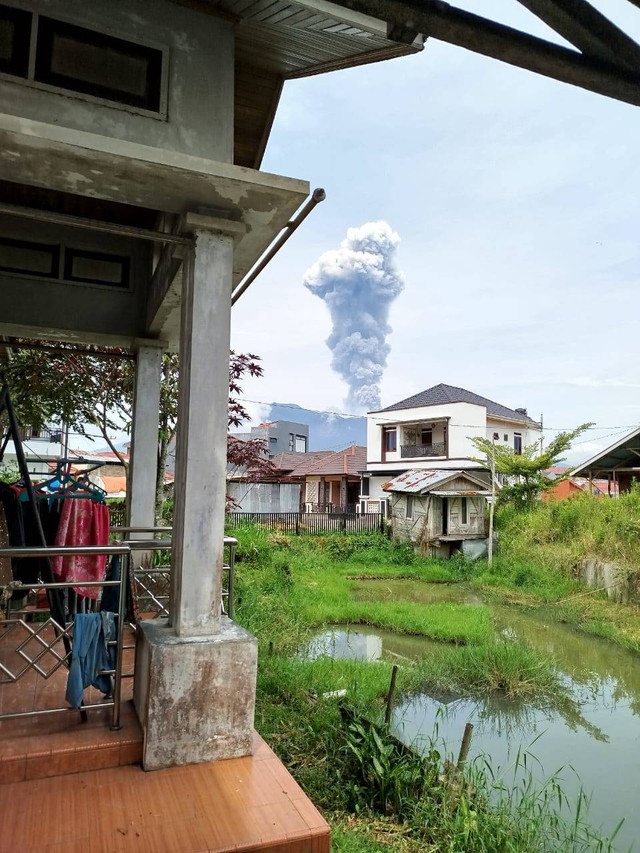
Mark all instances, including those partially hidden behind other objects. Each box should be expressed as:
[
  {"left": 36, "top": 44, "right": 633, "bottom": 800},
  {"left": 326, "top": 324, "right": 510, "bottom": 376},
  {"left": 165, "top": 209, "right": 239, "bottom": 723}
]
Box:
[
  {"left": 271, "top": 451, "right": 334, "bottom": 475},
  {"left": 293, "top": 446, "right": 367, "bottom": 477},
  {"left": 372, "top": 383, "right": 535, "bottom": 423},
  {"left": 382, "top": 469, "right": 492, "bottom": 495}
]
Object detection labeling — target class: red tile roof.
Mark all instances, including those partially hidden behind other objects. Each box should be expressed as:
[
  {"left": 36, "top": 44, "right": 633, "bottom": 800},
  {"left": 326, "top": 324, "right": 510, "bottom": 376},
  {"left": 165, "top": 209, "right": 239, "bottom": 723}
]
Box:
[{"left": 297, "top": 445, "right": 367, "bottom": 477}]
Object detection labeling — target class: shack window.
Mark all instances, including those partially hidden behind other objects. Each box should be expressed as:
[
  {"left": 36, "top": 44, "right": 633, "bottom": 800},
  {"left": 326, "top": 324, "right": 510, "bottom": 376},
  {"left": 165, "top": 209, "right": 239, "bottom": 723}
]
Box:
[
  {"left": 384, "top": 427, "right": 397, "bottom": 453},
  {"left": 35, "top": 17, "right": 163, "bottom": 112},
  {"left": 514, "top": 433, "right": 523, "bottom": 455},
  {"left": 0, "top": 4, "right": 31, "bottom": 78},
  {"left": 406, "top": 495, "right": 414, "bottom": 519},
  {"left": 461, "top": 497, "right": 468, "bottom": 525},
  {"left": 504, "top": 434, "right": 508, "bottom": 442}
]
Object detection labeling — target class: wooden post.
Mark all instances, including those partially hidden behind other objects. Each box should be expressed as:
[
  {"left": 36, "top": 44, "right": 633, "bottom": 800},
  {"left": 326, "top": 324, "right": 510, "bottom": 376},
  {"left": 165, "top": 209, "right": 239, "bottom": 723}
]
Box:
[
  {"left": 456, "top": 722, "right": 474, "bottom": 769},
  {"left": 385, "top": 664, "right": 399, "bottom": 726}
]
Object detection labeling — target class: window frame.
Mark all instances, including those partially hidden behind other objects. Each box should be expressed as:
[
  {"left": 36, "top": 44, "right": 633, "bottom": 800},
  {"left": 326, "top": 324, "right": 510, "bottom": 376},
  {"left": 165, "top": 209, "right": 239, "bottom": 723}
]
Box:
[
  {"left": 361, "top": 477, "right": 370, "bottom": 497},
  {"left": 0, "top": 4, "right": 169, "bottom": 120},
  {"left": 0, "top": 3, "right": 32, "bottom": 79},
  {"left": 461, "top": 496, "right": 468, "bottom": 525},
  {"left": 406, "top": 494, "right": 414, "bottom": 519},
  {"left": 64, "top": 248, "right": 130, "bottom": 289},
  {"left": 514, "top": 433, "right": 523, "bottom": 455},
  {"left": 420, "top": 427, "right": 433, "bottom": 446},
  {"left": 384, "top": 427, "right": 397, "bottom": 453},
  {"left": 0, "top": 235, "right": 60, "bottom": 278}
]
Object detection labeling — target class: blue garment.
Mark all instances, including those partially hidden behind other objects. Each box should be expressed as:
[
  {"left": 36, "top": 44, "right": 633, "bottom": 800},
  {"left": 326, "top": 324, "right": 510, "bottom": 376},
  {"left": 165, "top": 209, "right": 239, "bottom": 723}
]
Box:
[{"left": 66, "top": 612, "right": 116, "bottom": 709}]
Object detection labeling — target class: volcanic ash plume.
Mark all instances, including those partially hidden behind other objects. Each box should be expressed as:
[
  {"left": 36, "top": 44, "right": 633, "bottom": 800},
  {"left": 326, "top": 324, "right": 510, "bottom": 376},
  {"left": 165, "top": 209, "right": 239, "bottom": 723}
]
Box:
[{"left": 303, "top": 221, "right": 405, "bottom": 412}]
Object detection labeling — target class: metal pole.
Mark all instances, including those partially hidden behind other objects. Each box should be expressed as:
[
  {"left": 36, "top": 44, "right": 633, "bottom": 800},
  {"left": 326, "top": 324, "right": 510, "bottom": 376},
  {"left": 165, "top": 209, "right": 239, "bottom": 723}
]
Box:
[
  {"left": 231, "top": 188, "right": 326, "bottom": 305},
  {"left": 227, "top": 540, "right": 235, "bottom": 621},
  {"left": 111, "top": 552, "right": 128, "bottom": 731},
  {"left": 488, "top": 438, "right": 496, "bottom": 569}
]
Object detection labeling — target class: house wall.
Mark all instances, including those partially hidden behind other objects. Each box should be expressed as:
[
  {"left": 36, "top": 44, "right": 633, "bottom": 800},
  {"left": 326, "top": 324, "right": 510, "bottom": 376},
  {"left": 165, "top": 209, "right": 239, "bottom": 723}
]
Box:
[
  {"left": 367, "top": 402, "right": 486, "bottom": 469},
  {"left": 227, "top": 482, "right": 301, "bottom": 513},
  {"left": 0, "top": 0, "right": 234, "bottom": 161},
  {"left": 485, "top": 418, "right": 542, "bottom": 454}
]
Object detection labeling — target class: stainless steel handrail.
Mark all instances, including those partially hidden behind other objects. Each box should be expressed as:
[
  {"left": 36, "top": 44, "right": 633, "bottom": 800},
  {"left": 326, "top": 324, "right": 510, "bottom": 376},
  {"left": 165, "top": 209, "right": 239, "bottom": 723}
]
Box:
[{"left": 0, "top": 543, "right": 131, "bottom": 729}]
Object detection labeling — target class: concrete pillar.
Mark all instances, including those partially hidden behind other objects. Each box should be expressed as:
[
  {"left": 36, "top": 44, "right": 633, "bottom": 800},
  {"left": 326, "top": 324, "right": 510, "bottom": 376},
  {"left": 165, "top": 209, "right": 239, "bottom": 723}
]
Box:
[
  {"left": 134, "top": 217, "right": 257, "bottom": 770},
  {"left": 128, "top": 346, "right": 162, "bottom": 532},
  {"left": 170, "top": 227, "right": 234, "bottom": 638}
]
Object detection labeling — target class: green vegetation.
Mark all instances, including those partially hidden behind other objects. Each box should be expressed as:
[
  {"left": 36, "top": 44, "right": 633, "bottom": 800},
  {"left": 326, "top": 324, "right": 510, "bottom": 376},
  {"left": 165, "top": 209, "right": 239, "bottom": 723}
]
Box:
[
  {"left": 472, "top": 489, "right": 640, "bottom": 651},
  {"left": 230, "top": 524, "right": 618, "bottom": 851}
]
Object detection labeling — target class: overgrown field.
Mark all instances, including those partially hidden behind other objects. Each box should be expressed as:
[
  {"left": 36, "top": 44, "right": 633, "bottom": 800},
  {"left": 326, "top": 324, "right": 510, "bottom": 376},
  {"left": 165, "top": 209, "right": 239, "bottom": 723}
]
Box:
[
  {"left": 228, "top": 524, "right": 618, "bottom": 852},
  {"left": 471, "top": 489, "right": 640, "bottom": 650}
]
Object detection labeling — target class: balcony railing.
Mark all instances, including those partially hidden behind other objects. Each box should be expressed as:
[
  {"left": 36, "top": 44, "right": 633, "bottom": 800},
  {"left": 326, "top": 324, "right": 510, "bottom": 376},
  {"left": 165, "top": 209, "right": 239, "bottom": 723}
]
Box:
[{"left": 401, "top": 442, "right": 446, "bottom": 459}]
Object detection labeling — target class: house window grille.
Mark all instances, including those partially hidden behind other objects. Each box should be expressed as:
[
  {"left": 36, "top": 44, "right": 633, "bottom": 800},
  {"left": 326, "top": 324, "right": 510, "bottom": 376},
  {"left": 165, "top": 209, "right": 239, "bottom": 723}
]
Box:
[
  {"left": 0, "top": 4, "right": 31, "bottom": 78},
  {"left": 0, "top": 4, "right": 165, "bottom": 115},
  {"left": 0, "top": 236, "right": 59, "bottom": 278},
  {"left": 64, "top": 249, "right": 129, "bottom": 288}
]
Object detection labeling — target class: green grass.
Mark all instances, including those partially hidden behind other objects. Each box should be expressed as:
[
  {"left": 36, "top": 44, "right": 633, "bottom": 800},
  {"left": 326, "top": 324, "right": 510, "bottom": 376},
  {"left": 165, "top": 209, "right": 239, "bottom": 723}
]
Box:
[{"left": 227, "top": 525, "right": 618, "bottom": 851}]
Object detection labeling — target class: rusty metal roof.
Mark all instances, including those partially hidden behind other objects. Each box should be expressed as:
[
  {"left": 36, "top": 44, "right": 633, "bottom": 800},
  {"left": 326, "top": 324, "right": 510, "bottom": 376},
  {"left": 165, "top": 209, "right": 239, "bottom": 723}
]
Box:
[{"left": 382, "top": 468, "right": 491, "bottom": 495}]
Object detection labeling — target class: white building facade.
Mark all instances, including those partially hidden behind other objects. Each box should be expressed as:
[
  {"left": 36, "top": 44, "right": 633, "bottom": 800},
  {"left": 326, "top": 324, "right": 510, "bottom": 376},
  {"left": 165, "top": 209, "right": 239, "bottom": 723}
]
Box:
[{"left": 361, "top": 383, "right": 542, "bottom": 512}]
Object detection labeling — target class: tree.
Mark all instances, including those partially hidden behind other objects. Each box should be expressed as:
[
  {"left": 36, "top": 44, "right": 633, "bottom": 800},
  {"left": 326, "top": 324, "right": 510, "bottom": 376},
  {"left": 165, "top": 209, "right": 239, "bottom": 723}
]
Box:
[
  {"left": 470, "top": 423, "right": 593, "bottom": 507},
  {"left": 1, "top": 342, "right": 273, "bottom": 520}
]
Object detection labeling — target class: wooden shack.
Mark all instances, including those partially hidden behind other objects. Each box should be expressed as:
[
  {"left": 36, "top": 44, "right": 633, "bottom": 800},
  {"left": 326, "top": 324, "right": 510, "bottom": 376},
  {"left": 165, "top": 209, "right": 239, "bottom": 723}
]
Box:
[{"left": 383, "top": 469, "right": 492, "bottom": 558}]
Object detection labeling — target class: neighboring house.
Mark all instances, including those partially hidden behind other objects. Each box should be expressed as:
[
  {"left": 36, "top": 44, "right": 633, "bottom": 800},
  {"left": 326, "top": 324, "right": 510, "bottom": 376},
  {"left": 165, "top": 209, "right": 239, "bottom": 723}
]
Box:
[
  {"left": 298, "top": 445, "right": 366, "bottom": 512},
  {"left": 227, "top": 446, "right": 366, "bottom": 513},
  {"left": 2, "top": 423, "right": 63, "bottom": 477},
  {"left": 362, "top": 383, "right": 542, "bottom": 513},
  {"left": 571, "top": 427, "right": 640, "bottom": 495},
  {"left": 383, "top": 469, "right": 492, "bottom": 558},
  {"left": 234, "top": 421, "right": 309, "bottom": 456},
  {"left": 543, "top": 465, "right": 617, "bottom": 500}
]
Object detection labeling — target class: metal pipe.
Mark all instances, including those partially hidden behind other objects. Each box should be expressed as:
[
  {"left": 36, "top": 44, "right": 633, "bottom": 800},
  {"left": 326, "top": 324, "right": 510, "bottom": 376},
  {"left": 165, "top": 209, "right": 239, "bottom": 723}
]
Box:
[
  {"left": 231, "top": 188, "right": 326, "bottom": 305},
  {"left": 0, "top": 201, "right": 192, "bottom": 246},
  {"left": 111, "top": 526, "right": 172, "bottom": 534},
  {"left": 2, "top": 339, "right": 137, "bottom": 360},
  {"left": 0, "top": 702, "right": 114, "bottom": 720},
  {"left": 124, "top": 539, "right": 172, "bottom": 550},
  {"left": 0, "top": 545, "right": 130, "bottom": 558},
  {"left": 2, "top": 580, "right": 121, "bottom": 591},
  {"left": 110, "top": 550, "right": 128, "bottom": 731}
]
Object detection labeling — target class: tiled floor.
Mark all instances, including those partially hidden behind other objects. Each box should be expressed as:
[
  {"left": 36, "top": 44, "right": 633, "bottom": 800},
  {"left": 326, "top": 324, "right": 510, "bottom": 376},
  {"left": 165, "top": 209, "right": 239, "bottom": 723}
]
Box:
[
  {"left": 0, "top": 732, "right": 331, "bottom": 853},
  {"left": 1, "top": 620, "right": 331, "bottom": 852}
]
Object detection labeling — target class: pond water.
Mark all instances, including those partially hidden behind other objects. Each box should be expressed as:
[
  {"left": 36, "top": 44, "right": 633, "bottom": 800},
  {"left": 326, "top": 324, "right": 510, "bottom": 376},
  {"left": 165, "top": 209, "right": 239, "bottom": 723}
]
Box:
[{"left": 307, "top": 581, "right": 640, "bottom": 850}]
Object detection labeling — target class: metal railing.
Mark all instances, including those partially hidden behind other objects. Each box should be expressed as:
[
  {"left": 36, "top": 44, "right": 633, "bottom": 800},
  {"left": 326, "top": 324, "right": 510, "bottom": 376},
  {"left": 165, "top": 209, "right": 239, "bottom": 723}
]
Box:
[
  {"left": 0, "top": 544, "right": 130, "bottom": 730},
  {"left": 110, "top": 527, "right": 236, "bottom": 620},
  {"left": 401, "top": 442, "right": 446, "bottom": 459}
]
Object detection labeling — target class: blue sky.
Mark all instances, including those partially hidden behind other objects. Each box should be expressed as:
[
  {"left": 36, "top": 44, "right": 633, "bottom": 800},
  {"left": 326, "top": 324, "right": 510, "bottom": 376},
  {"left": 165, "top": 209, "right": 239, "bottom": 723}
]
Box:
[{"left": 231, "top": 0, "right": 640, "bottom": 464}]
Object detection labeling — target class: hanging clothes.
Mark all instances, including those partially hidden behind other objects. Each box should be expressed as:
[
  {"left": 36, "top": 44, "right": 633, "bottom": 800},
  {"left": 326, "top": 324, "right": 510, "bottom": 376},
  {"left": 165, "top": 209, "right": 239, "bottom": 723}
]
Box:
[
  {"left": 51, "top": 499, "right": 110, "bottom": 599},
  {"left": 65, "top": 611, "right": 116, "bottom": 709}
]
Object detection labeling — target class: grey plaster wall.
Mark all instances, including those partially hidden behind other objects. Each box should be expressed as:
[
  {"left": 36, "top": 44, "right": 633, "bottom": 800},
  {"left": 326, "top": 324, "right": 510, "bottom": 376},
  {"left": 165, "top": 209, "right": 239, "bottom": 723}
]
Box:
[
  {"left": 0, "top": 213, "right": 151, "bottom": 338},
  {"left": 0, "top": 0, "right": 234, "bottom": 162}
]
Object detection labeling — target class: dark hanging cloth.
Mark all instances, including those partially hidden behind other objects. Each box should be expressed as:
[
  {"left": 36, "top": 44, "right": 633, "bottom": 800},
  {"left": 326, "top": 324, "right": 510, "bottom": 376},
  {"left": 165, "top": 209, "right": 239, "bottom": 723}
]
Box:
[
  {"left": 65, "top": 612, "right": 116, "bottom": 709},
  {"left": 100, "top": 555, "right": 121, "bottom": 613}
]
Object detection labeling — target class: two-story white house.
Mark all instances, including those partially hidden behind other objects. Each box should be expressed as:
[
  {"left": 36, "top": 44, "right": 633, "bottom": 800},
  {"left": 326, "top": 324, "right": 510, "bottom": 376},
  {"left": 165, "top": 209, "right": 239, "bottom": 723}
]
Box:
[{"left": 361, "top": 383, "right": 542, "bottom": 512}]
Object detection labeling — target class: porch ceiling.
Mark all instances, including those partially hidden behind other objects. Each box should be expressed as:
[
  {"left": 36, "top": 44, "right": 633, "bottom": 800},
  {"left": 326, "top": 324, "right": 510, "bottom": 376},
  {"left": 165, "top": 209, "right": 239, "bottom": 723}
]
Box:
[{"left": 0, "top": 113, "right": 309, "bottom": 288}]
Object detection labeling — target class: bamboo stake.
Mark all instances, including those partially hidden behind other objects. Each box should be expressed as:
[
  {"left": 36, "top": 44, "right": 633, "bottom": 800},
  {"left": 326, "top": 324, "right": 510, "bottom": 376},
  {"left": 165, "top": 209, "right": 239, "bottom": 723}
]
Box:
[
  {"left": 385, "top": 664, "right": 399, "bottom": 726},
  {"left": 456, "top": 722, "right": 474, "bottom": 769}
]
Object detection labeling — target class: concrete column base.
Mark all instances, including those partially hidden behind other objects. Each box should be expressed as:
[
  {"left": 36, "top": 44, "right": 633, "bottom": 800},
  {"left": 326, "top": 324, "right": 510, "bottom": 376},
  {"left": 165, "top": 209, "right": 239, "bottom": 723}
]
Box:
[{"left": 134, "top": 618, "right": 258, "bottom": 770}]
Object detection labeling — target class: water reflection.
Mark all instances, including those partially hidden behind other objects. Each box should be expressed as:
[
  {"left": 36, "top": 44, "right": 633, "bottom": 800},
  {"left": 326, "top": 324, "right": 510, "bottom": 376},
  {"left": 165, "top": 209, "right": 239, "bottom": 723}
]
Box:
[{"left": 304, "top": 582, "right": 640, "bottom": 849}]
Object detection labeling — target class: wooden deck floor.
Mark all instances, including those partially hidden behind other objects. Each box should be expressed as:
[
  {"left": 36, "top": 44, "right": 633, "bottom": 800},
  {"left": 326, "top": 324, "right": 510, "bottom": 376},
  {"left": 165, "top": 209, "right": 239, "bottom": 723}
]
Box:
[{"left": 0, "top": 622, "right": 330, "bottom": 852}]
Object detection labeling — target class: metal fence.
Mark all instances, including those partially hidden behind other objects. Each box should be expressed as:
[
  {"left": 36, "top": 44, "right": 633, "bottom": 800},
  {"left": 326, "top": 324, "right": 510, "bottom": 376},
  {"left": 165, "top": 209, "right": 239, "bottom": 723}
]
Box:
[{"left": 227, "top": 511, "right": 385, "bottom": 534}]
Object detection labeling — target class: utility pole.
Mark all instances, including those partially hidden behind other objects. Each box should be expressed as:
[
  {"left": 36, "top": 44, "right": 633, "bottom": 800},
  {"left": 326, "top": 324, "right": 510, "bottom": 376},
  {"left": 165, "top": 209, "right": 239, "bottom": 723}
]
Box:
[
  {"left": 540, "top": 412, "right": 544, "bottom": 454},
  {"left": 488, "top": 436, "right": 496, "bottom": 568}
]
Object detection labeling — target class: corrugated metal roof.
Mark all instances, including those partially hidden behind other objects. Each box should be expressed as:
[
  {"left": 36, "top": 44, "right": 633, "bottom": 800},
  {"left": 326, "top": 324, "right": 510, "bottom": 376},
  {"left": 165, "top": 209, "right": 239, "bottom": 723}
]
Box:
[
  {"left": 382, "top": 468, "right": 491, "bottom": 495},
  {"left": 185, "top": 1, "right": 422, "bottom": 168},
  {"left": 571, "top": 425, "right": 640, "bottom": 477},
  {"left": 372, "top": 383, "right": 538, "bottom": 425}
]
